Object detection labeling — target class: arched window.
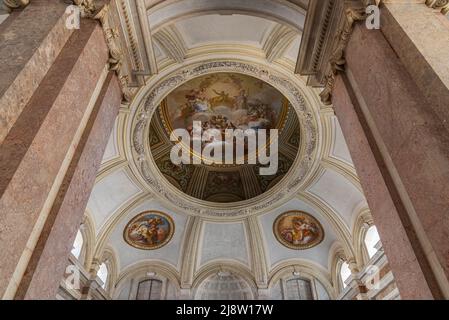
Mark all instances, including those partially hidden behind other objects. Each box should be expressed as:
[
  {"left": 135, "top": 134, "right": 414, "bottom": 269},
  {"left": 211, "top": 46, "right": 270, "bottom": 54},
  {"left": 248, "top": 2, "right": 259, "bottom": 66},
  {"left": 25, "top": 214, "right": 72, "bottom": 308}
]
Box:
[
  {"left": 339, "top": 261, "right": 351, "bottom": 288},
  {"left": 97, "top": 262, "right": 109, "bottom": 289},
  {"left": 364, "top": 225, "right": 381, "bottom": 258},
  {"left": 284, "top": 278, "right": 313, "bottom": 300},
  {"left": 136, "top": 279, "right": 163, "bottom": 300},
  {"left": 71, "top": 230, "right": 83, "bottom": 259}
]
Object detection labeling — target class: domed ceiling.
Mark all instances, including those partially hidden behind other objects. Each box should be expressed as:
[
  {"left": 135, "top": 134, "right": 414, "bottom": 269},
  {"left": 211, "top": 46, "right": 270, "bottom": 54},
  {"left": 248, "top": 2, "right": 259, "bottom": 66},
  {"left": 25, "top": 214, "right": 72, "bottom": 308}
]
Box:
[
  {"left": 80, "top": 0, "right": 377, "bottom": 301},
  {"left": 148, "top": 72, "right": 301, "bottom": 203}
]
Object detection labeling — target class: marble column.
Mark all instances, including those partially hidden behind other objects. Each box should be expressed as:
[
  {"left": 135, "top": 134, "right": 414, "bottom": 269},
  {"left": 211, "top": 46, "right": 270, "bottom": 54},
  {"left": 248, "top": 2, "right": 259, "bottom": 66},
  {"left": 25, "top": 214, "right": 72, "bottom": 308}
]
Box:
[
  {"left": 381, "top": 2, "right": 449, "bottom": 132},
  {"left": 331, "top": 19, "right": 449, "bottom": 299},
  {"left": 0, "top": 16, "right": 118, "bottom": 299},
  {"left": 0, "top": 0, "right": 74, "bottom": 144},
  {"left": 15, "top": 71, "right": 121, "bottom": 300}
]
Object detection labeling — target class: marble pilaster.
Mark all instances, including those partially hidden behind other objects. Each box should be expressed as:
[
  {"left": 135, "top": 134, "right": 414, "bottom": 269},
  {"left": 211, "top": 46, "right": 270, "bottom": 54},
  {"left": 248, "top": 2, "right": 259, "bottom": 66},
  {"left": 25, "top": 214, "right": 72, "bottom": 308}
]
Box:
[
  {"left": 0, "top": 0, "right": 74, "bottom": 143},
  {"left": 0, "top": 19, "right": 110, "bottom": 299},
  {"left": 343, "top": 20, "right": 449, "bottom": 298},
  {"left": 381, "top": 2, "right": 449, "bottom": 132},
  {"left": 14, "top": 72, "right": 121, "bottom": 300}
]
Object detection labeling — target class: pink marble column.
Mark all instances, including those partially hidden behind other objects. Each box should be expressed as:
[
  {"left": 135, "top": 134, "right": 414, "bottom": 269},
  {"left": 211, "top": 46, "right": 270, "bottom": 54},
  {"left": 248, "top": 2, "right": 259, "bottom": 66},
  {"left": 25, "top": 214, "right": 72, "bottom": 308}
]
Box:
[
  {"left": 333, "top": 74, "right": 436, "bottom": 300},
  {"left": 0, "top": 19, "right": 113, "bottom": 299},
  {"left": 331, "top": 21, "right": 449, "bottom": 299},
  {"left": 15, "top": 72, "right": 121, "bottom": 300},
  {"left": 380, "top": 3, "right": 449, "bottom": 132},
  {"left": 0, "top": 0, "right": 74, "bottom": 144}
]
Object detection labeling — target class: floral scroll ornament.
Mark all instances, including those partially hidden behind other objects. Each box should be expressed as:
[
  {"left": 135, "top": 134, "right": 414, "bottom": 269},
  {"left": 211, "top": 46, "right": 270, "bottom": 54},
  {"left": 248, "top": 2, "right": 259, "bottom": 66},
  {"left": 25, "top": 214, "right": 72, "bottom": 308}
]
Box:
[
  {"left": 426, "top": 0, "right": 449, "bottom": 15},
  {"left": 3, "top": 0, "right": 29, "bottom": 12}
]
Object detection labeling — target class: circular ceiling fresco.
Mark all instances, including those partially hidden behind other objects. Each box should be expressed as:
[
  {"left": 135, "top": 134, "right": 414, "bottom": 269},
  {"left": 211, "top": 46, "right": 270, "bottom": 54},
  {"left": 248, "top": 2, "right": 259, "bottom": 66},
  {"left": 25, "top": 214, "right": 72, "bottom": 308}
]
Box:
[{"left": 148, "top": 72, "right": 301, "bottom": 203}]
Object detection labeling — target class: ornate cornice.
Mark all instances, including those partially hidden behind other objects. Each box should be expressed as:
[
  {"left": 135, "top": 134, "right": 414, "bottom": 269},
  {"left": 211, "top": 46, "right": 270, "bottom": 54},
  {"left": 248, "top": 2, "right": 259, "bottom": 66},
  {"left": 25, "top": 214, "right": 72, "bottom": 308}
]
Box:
[
  {"left": 320, "top": 6, "right": 367, "bottom": 105},
  {"left": 69, "top": 0, "right": 159, "bottom": 103},
  {"left": 426, "top": 0, "right": 449, "bottom": 15},
  {"left": 95, "top": 4, "right": 136, "bottom": 103},
  {"left": 296, "top": 0, "right": 378, "bottom": 105},
  {"left": 298, "top": 0, "right": 448, "bottom": 105}
]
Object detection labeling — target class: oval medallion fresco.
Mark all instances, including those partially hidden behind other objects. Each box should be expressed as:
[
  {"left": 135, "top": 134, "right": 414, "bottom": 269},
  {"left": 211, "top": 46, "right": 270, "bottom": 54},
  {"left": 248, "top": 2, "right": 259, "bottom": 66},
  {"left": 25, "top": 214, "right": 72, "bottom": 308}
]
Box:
[
  {"left": 273, "top": 211, "right": 324, "bottom": 250},
  {"left": 124, "top": 211, "right": 174, "bottom": 250}
]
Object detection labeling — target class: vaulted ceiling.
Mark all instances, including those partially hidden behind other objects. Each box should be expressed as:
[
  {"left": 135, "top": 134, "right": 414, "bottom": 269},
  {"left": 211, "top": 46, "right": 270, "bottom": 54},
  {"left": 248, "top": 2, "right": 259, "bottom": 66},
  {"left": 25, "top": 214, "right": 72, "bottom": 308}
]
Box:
[{"left": 82, "top": 0, "right": 371, "bottom": 298}]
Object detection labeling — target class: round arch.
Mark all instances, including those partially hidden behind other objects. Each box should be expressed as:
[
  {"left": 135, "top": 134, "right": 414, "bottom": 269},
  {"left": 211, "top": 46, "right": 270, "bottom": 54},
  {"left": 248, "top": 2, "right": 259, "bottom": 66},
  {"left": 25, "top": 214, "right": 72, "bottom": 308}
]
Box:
[
  {"left": 268, "top": 259, "right": 336, "bottom": 299},
  {"left": 113, "top": 260, "right": 181, "bottom": 299},
  {"left": 146, "top": 0, "right": 306, "bottom": 33}
]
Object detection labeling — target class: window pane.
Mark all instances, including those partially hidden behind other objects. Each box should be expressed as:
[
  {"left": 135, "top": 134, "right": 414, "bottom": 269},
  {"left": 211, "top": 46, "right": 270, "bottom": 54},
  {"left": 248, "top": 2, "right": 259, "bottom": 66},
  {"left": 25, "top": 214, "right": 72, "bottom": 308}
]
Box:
[
  {"left": 340, "top": 262, "right": 351, "bottom": 288},
  {"left": 97, "top": 263, "right": 108, "bottom": 288},
  {"left": 71, "top": 230, "right": 83, "bottom": 259},
  {"left": 364, "top": 226, "right": 381, "bottom": 258}
]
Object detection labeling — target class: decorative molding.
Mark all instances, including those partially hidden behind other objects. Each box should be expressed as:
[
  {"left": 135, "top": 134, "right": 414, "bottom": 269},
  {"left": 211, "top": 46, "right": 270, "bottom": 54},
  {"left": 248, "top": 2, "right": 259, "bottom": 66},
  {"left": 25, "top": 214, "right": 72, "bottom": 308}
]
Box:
[
  {"left": 296, "top": 0, "right": 379, "bottom": 105},
  {"left": 426, "top": 0, "right": 449, "bottom": 15},
  {"left": 262, "top": 24, "right": 298, "bottom": 63},
  {"left": 246, "top": 216, "right": 269, "bottom": 287},
  {"left": 82, "top": 0, "right": 159, "bottom": 103},
  {"left": 94, "top": 4, "right": 136, "bottom": 103},
  {"left": 117, "top": 0, "right": 143, "bottom": 72},
  {"left": 116, "top": 0, "right": 158, "bottom": 76},
  {"left": 153, "top": 25, "right": 187, "bottom": 63},
  {"left": 130, "top": 60, "right": 319, "bottom": 218},
  {"left": 351, "top": 207, "right": 373, "bottom": 268},
  {"left": 179, "top": 216, "right": 202, "bottom": 288},
  {"left": 319, "top": 6, "right": 367, "bottom": 105}
]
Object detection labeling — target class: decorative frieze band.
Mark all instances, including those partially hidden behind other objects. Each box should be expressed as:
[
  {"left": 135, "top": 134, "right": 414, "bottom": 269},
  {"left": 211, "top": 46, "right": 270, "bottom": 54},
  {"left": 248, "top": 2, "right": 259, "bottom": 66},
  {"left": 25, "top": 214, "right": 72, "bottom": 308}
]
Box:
[
  {"left": 296, "top": 0, "right": 372, "bottom": 105},
  {"left": 95, "top": 4, "right": 136, "bottom": 103},
  {"left": 73, "top": 0, "right": 96, "bottom": 18},
  {"left": 82, "top": 0, "right": 157, "bottom": 103},
  {"left": 320, "top": 6, "right": 367, "bottom": 105}
]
